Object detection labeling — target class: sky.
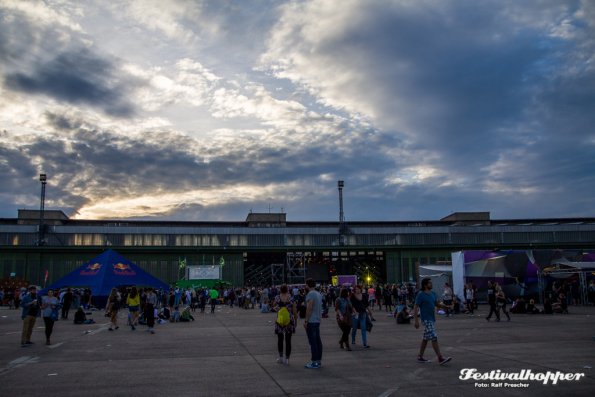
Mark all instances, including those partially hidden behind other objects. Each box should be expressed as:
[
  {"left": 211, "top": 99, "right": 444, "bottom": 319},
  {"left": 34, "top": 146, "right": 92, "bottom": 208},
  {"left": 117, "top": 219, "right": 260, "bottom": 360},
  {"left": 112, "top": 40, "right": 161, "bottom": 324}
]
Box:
[{"left": 0, "top": 0, "right": 594, "bottom": 222}]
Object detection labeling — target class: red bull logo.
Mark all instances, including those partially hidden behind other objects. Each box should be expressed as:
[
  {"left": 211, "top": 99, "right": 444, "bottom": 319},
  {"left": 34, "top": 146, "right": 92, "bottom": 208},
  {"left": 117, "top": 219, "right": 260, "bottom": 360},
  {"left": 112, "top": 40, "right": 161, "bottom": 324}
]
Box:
[
  {"left": 113, "top": 263, "right": 131, "bottom": 271},
  {"left": 80, "top": 263, "right": 102, "bottom": 276},
  {"left": 113, "top": 262, "right": 136, "bottom": 276}
]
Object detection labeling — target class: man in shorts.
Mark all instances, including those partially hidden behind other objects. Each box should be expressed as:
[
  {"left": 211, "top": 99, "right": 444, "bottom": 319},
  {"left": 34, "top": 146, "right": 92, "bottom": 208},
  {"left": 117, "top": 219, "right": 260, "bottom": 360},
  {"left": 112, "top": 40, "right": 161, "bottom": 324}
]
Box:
[{"left": 413, "top": 278, "right": 452, "bottom": 365}]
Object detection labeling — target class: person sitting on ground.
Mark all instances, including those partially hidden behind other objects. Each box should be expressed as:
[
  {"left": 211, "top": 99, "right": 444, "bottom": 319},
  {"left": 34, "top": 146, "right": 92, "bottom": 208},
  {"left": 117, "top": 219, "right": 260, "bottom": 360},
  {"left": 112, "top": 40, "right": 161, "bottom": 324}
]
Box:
[
  {"left": 510, "top": 298, "right": 526, "bottom": 314},
  {"left": 452, "top": 295, "right": 461, "bottom": 314},
  {"left": 73, "top": 307, "right": 95, "bottom": 324},
  {"left": 180, "top": 306, "right": 195, "bottom": 322},
  {"left": 394, "top": 300, "right": 405, "bottom": 317},
  {"left": 395, "top": 300, "right": 412, "bottom": 324},
  {"left": 154, "top": 307, "right": 167, "bottom": 324},
  {"left": 543, "top": 298, "right": 553, "bottom": 314},
  {"left": 260, "top": 298, "right": 270, "bottom": 313},
  {"left": 552, "top": 292, "right": 569, "bottom": 314},
  {"left": 526, "top": 299, "right": 541, "bottom": 314},
  {"left": 158, "top": 306, "right": 170, "bottom": 321},
  {"left": 171, "top": 306, "right": 181, "bottom": 322}
]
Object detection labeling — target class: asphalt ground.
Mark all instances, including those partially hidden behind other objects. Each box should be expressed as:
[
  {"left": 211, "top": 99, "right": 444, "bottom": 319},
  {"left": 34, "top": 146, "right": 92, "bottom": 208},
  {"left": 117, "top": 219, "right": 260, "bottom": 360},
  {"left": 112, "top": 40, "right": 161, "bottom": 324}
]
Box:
[{"left": 0, "top": 303, "right": 593, "bottom": 397}]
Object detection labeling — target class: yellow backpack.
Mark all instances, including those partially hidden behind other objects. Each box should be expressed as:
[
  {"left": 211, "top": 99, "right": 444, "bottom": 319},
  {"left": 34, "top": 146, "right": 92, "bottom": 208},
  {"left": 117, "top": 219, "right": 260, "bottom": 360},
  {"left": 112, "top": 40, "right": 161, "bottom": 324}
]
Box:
[{"left": 276, "top": 306, "right": 290, "bottom": 326}]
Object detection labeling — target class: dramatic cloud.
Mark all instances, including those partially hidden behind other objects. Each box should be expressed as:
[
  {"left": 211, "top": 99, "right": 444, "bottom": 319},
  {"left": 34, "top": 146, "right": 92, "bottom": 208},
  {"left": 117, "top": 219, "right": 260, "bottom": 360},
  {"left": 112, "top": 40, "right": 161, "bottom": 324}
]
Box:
[
  {"left": 0, "top": 0, "right": 593, "bottom": 221},
  {"left": 6, "top": 49, "right": 137, "bottom": 117}
]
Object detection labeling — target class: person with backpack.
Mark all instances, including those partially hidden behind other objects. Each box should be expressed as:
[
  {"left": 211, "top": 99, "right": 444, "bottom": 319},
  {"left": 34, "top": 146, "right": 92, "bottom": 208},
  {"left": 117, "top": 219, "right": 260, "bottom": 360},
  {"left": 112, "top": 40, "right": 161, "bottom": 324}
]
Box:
[{"left": 274, "top": 285, "right": 297, "bottom": 365}]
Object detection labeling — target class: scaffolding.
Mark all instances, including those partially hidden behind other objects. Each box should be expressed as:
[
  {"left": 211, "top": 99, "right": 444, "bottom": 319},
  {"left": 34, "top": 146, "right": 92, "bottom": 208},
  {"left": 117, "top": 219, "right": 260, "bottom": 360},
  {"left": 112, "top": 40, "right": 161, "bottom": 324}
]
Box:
[
  {"left": 537, "top": 267, "right": 590, "bottom": 305},
  {"left": 286, "top": 252, "right": 306, "bottom": 285},
  {"left": 271, "top": 263, "right": 285, "bottom": 286}
]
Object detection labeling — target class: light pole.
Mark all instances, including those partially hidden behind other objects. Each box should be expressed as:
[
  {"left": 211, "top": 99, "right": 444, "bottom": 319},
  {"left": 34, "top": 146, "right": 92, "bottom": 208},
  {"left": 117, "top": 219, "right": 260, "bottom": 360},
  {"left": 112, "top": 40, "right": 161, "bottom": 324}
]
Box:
[
  {"left": 338, "top": 180, "right": 345, "bottom": 224},
  {"left": 338, "top": 180, "right": 345, "bottom": 245},
  {"left": 38, "top": 173, "right": 47, "bottom": 246}
]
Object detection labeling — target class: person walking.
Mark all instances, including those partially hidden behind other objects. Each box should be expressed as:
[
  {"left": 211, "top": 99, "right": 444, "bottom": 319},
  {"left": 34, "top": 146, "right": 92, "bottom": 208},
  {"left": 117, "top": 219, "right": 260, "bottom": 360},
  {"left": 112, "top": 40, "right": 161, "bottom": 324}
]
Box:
[
  {"left": 367, "top": 286, "right": 376, "bottom": 311},
  {"left": 495, "top": 284, "right": 511, "bottom": 321},
  {"left": 486, "top": 281, "right": 501, "bottom": 322},
  {"left": 41, "top": 289, "right": 59, "bottom": 345},
  {"left": 334, "top": 287, "right": 352, "bottom": 351},
  {"left": 61, "top": 287, "right": 73, "bottom": 319},
  {"left": 383, "top": 285, "right": 393, "bottom": 312},
  {"left": 145, "top": 287, "right": 157, "bottom": 334},
  {"left": 20, "top": 285, "right": 40, "bottom": 347},
  {"left": 126, "top": 286, "right": 141, "bottom": 330},
  {"left": 106, "top": 288, "right": 120, "bottom": 331},
  {"left": 304, "top": 278, "right": 323, "bottom": 369},
  {"left": 350, "top": 285, "right": 371, "bottom": 348},
  {"left": 413, "top": 278, "right": 452, "bottom": 365},
  {"left": 464, "top": 283, "right": 474, "bottom": 314},
  {"left": 200, "top": 289, "right": 207, "bottom": 313},
  {"left": 274, "top": 285, "right": 298, "bottom": 365},
  {"left": 209, "top": 288, "right": 219, "bottom": 313},
  {"left": 374, "top": 285, "right": 383, "bottom": 310}
]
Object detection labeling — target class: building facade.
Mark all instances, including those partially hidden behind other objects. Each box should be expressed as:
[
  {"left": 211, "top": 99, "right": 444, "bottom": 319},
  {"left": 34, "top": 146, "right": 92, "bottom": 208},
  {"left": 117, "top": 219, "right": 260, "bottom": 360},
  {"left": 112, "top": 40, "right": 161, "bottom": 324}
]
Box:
[{"left": 1, "top": 210, "right": 594, "bottom": 287}]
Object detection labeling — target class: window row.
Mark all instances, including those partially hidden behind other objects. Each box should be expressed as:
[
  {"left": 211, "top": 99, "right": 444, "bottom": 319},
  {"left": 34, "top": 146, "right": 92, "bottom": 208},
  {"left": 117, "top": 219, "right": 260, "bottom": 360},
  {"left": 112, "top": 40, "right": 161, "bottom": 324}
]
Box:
[{"left": 0, "top": 231, "right": 593, "bottom": 247}]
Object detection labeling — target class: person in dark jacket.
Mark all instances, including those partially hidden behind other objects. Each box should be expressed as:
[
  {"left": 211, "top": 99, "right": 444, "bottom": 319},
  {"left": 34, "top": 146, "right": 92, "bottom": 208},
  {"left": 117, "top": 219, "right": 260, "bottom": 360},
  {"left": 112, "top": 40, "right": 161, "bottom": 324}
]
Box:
[
  {"left": 20, "top": 286, "right": 40, "bottom": 347},
  {"left": 61, "top": 288, "right": 73, "bottom": 319},
  {"left": 485, "top": 281, "right": 500, "bottom": 322}
]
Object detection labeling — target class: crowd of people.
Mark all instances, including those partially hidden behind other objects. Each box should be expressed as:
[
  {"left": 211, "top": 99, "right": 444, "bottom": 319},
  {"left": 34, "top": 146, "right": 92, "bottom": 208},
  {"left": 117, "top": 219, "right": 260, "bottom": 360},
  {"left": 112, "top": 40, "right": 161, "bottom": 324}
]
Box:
[
  {"left": 1, "top": 285, "right": 93, "bottom": 312},
  {"left": 13, "top": 277, "right": 595, "bottom": 367}
]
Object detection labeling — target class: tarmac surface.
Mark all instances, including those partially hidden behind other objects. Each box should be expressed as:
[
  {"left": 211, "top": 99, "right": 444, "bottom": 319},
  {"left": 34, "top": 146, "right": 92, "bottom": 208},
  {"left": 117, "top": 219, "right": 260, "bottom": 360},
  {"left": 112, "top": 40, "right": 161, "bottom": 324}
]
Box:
[{"left": 0, "top": 303, "right": 593, "bottom": 397}]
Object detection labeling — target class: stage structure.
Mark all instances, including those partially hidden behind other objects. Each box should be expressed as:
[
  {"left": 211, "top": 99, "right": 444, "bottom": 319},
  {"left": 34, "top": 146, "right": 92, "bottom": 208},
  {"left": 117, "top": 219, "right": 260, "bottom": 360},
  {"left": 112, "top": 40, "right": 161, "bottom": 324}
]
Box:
[
  {"left": 452, "top": 250, "right": 595, "bottom": 303},
  {"left": 270, "top": 253, "right": 307, "bottom": 286},
  {"left": 271, "top": 263, "right": 284, "bottom": 286},
  {"left": 286, "top": 252, "right": 306, "bottom": 285}
]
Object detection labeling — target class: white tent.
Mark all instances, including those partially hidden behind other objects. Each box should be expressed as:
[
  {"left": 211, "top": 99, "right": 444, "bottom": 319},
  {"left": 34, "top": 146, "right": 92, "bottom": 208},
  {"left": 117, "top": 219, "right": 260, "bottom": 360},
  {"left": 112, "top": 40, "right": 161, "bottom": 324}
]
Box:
[
  {"left": 419, "top": 265, "right": 453, "bottom": 300},
  {"left": 451, "top": 251, "right": 465, "bottom": 302}
]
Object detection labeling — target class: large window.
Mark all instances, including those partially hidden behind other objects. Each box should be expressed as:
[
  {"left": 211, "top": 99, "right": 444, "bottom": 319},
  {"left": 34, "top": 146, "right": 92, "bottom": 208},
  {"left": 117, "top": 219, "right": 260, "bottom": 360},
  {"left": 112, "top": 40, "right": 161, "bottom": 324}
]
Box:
[
  {"left": 73, "top": 234, "right": 104, "bottom": 246},
  {"left": 173, "top": 234, "right": 222, "bottom": 246},
  {"left": 229, "top": 235, "right": 248, "bottom": 247}
]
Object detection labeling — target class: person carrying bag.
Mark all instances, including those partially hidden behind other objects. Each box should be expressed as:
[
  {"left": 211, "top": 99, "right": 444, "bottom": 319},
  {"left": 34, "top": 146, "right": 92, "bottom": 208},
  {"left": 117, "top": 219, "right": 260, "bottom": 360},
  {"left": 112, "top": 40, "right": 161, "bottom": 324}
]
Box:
[{"left": 335, "top": 288, "right": 353, "bottom": 351}]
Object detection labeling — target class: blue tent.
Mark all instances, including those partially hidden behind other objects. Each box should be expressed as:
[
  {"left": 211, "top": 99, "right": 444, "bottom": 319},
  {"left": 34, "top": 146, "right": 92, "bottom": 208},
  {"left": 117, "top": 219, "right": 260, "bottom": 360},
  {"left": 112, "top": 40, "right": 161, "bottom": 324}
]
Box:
[{"left": 44, "top": 249, "right": 169, "bottom": 297}]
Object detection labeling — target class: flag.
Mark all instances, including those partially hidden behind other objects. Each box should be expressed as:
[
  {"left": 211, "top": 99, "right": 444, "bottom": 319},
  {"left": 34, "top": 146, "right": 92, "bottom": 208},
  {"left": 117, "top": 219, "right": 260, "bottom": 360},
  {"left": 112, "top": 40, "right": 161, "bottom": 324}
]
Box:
[
  {"left": 178, "top": 257, "right": 187, "bottom": 270},
  {"left": 44, "top": 269, "right": 49, "bottom": 283}
]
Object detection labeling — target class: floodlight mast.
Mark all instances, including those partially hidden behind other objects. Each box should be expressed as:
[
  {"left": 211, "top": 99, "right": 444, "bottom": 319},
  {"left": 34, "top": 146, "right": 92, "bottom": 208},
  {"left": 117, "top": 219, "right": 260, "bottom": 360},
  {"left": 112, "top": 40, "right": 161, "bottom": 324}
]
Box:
[
  {"left": 38, "top": 173, "right": 47, "bottom": 246},
  {"left": 338, "top": 180, "right": 345, "bottom": 224},
  {"left": 338, "top": 180, "right": 345, "bottom": 245}
]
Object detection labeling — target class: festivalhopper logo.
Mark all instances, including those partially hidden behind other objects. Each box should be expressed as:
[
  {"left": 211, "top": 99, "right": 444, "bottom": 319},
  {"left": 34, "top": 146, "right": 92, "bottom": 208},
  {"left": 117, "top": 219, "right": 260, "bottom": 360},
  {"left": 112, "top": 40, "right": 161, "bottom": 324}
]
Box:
[{"left": 459, "top": 368, "right": 585, "bottom": 388}]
